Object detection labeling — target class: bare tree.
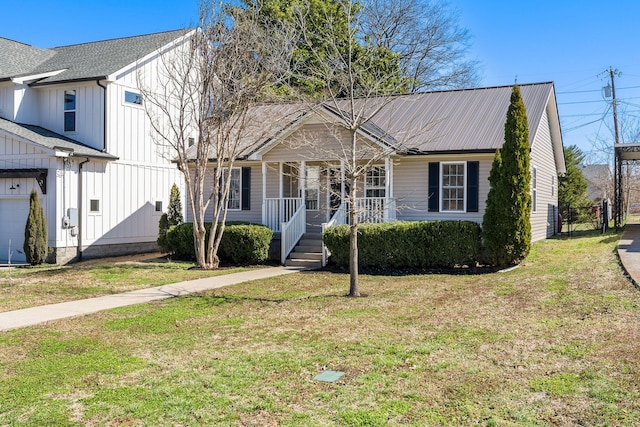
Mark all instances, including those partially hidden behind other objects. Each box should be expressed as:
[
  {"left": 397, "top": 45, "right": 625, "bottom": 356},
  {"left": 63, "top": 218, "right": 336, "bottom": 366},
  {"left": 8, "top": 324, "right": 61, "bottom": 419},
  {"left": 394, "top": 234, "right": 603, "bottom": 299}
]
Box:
[
  {"left": 291, "top": 0, "right": 477, "bottom": 296},
  {"left": 359, "top": 0, "right": 479, "bottom": 92},
  {"left": 139, "top": 2, "right": 295, "bottom": 269}
]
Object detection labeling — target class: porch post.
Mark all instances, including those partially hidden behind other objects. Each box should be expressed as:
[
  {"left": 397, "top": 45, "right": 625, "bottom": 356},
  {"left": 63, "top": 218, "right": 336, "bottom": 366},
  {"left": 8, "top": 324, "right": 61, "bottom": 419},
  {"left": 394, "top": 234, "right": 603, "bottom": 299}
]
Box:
[
  {"left": 278, "top": 162, "right": 283, "bottom": 198},
  {"left": 385, "top": 157, "right": 391, "bottom": 220},
  {"left": 300, "top": 161, "right": 306, "bottom": 206},
  {"left": 262, "top": 162, "right": 267, "bottom": 225},
  {"left": 340, "top": 160, "right": 345, "bottom": 202}
]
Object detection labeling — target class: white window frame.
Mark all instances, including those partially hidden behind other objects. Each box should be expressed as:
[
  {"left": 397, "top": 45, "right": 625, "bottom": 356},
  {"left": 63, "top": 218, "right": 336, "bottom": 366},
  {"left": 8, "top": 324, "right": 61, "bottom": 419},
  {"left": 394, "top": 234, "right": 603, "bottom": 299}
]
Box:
[
  {"left": 223, "top": 168, "right": 242, "bottom": 211},
  {"left": 64, "top": 90, "right": 76, "bottom": 132},
  {"left": 532, "top": 167, "right": 537, "bottom": 213},
  {"left": 123, "top": 89, "right": 143, "bottom": 107},
  {"left": 305, "top": 165, "right": 320, "bottom": 211},
  {"left": 440, "top": 162, "right": 466, "bottom": 213},
  {"left": 89, "top": 198, "right": 101, "bottom": 214},
  {"left": 365, "top": 165, "right": 386, "bottom": 198}
]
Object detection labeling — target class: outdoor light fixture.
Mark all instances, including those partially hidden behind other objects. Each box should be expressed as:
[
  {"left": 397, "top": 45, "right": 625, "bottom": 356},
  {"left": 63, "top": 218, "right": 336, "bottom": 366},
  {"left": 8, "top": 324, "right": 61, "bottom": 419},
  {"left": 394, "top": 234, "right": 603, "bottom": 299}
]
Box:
[{"left": 9, "top": 183, "right": 16, "bottom": 190}]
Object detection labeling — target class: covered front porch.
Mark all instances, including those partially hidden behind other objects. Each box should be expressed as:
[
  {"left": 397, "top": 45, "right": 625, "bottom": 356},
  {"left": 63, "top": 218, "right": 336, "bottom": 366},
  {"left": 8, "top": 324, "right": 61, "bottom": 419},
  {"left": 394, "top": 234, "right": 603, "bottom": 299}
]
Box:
[{"left": 258, "top": 159, "right": 396, "bottom": 264}]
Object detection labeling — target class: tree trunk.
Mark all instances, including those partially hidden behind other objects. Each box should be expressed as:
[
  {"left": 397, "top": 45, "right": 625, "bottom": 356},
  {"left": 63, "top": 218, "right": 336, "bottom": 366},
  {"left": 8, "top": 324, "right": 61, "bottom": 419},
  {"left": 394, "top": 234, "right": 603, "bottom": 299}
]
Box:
[
  {"left": 348, "top": 182, "right": 360, "bottom": 297},
  {"left": 193, "top": 221, "right": 211, "bottom": 269}
]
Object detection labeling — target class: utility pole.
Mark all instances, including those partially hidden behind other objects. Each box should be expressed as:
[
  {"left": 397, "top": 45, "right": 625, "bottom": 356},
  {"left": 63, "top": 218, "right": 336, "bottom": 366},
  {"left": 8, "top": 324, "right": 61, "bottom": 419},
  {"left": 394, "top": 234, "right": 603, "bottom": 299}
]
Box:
[{"left": 605, "top": 67, "right": 622, "bottom": 230}]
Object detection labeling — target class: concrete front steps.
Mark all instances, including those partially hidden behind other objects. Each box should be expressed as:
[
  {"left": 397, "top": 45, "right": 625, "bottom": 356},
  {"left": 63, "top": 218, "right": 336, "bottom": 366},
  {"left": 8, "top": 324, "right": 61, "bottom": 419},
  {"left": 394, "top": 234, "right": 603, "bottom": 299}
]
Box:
[{"left": 285, "top": 232, "right": 323, "bottom": 269}]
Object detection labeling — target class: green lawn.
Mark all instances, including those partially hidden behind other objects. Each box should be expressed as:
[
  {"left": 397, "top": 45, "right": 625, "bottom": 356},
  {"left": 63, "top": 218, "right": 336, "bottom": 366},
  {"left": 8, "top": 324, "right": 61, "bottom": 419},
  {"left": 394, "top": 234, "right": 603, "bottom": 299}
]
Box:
[
  {"left": 1, "top": 232, "right": 640, "bottom": 425},
  {"left": 0, "top": 254, "right": 253, "bottom": 312}
]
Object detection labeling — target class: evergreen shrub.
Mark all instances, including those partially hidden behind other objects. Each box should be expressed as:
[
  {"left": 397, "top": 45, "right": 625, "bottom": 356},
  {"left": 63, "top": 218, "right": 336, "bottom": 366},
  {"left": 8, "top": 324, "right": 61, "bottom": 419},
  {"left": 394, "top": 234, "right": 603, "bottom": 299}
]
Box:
[
  {"left": 322, "top": 221, "right": 481, "bottom": 269},
  {"left": 23, "top": 189, "right": 48, "bottom": 265},
  {"left": 165, "top": 222, "right": 273, "bottom": 265}
]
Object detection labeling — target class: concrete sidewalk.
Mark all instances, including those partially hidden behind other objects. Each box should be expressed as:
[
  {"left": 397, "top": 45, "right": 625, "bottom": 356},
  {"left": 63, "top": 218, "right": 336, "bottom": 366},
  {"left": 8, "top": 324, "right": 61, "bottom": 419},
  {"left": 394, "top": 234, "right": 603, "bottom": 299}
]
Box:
[
  {"left": 0, "top": 266, "right": 303, "bottom": 332},
  {"left": 618, "top": 223, "right": 640, "bottom": 288}
]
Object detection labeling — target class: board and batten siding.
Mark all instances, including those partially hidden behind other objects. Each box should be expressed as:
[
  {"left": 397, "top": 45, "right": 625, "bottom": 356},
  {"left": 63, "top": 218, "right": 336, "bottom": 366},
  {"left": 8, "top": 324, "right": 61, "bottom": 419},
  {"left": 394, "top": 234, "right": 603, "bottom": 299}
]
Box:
[
  {"left": 0, "top": 132, "right": 58, "bottom": 249},
  {"left": 0, "top": 83, "right": 14, "bottom": 121},
  {"left": 73, "top": 43, "right": 186, "bottom": 250},
  {"left": 529, "top": 107, "right": 559, "bottom": 242},
  {"left": 393, "top": 154, "right": 493, "bottom": 224},
  {"left": 36, "top": 82, "right": 104, "bottom": 151},
  {"left": 81, "top": 159, "right": 182, "bottom": 247}
]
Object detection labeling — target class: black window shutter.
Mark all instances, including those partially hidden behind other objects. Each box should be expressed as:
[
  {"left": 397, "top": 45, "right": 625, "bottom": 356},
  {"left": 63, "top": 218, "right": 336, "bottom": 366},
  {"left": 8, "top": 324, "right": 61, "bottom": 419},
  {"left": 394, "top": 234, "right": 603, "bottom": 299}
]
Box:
[
  {"left": 428, "top": 162, "right": 439, "bottom": 212},
  {"left": 467, "top": 161, "right": 479, "bottom": 212},
  {"left": 241, "top": 167, "right": 251, "bottom": 210}
]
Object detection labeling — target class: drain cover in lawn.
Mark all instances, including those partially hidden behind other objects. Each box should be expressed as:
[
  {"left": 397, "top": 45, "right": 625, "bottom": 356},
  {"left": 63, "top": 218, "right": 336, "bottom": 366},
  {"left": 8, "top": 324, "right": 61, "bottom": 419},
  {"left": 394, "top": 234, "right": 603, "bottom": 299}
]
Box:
[{"left": 313, "top": 370, "right": 345, "bottom": 382}]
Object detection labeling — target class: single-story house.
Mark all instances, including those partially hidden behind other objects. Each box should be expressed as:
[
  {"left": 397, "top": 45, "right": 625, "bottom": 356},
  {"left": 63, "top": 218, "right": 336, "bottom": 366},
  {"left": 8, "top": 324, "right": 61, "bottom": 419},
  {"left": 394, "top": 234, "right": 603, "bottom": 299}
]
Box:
[{"left": 186, "top": 82, "right": 566, "bottom": 267}]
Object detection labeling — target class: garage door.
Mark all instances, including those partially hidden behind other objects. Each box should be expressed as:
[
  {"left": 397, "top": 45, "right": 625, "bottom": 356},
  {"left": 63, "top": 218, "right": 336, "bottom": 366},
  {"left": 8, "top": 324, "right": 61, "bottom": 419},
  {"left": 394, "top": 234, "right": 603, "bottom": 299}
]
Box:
[{"left": 0, "top": 199, "right": 30, "bottom": 263}]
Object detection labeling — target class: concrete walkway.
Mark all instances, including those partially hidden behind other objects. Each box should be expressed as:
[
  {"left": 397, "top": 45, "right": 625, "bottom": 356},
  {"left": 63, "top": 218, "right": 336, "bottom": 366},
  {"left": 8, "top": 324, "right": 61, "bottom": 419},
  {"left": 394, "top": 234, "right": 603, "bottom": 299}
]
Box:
[
  {"left": 0, "top": 266, "right": 303, "bottom": 332},
  {"left": 618, "top": 223, "right": 640, "bottom": 288}
]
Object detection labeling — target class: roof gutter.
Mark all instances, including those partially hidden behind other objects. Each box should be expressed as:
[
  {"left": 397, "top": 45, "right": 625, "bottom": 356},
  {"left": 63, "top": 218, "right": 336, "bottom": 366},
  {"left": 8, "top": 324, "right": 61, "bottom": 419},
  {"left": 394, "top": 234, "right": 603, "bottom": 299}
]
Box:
[
  {"left": 96, "top": 79, "right": 108, "bottom": 152},
  {"left": 77, "top": 157, "right": 90, "bottom": 261},
  {"left": 29, "top": 75, "right": 109, "bottom": 87}
]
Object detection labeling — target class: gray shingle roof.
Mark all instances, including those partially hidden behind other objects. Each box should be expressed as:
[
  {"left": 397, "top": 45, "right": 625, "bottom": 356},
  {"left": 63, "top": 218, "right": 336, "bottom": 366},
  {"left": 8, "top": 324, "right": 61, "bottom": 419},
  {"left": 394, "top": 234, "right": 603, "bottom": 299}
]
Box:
[
  {"left": 0, "top": 38, "right": 55, "bottom": 79},
  {"left": 0, "top": 117, "right": 117, "bottom": 159},
  {"left": 1, "top": 29, "right": 191, "bottom": 83}
]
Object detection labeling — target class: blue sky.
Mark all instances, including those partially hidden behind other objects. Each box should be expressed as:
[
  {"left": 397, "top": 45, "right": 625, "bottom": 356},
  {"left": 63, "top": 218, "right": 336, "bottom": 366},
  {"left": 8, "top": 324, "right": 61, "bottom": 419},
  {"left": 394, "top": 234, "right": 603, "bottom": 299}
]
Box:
[{"left": 3, "top": 0, "right": 639, "bottom": 164}]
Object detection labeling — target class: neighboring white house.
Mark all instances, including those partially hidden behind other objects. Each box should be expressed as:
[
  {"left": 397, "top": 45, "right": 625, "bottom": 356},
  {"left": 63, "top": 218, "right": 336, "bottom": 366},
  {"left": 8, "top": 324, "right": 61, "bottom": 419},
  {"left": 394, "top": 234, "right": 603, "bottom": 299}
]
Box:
[
  {"left": 0, "top": 30, "right": 192, "bottom": 263},
  {"left": 185, "top": 82, "right": 566, "bottom": 266}
]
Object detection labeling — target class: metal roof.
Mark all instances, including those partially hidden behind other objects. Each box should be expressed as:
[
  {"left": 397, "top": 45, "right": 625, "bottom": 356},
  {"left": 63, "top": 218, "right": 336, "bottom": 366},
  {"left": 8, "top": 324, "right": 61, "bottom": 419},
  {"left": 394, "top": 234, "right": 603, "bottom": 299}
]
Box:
[
  {"left": 0, "top": 117, "right": 117, "bottom": 160},
  {"left": 236, "top": 82, "right": 559, "bottom": 158},
  {"left": 0, "top": 29, "right": 191, "bottom": 84},
  {"left": 334, "top": 82, "right": 555, "bottom": 153}
]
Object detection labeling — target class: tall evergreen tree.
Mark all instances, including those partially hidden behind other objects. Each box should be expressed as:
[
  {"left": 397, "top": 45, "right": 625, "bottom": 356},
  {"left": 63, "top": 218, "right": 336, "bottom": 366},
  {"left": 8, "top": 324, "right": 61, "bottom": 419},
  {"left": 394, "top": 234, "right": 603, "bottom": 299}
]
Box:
[
  {"left": 167, "top": 183, "right": 184, "bottom": 226},
  {"left": 559, "top": 145, "right": 591, "bottom": 208},
  {"left": 158, "top": 184, "right": 184, "bottom": 253},
  {"left": 23, "top": 189, "right": 48, "bottom": 265},
  {"left": 482, "top": 84, "right": 532, "bottom": 266}
]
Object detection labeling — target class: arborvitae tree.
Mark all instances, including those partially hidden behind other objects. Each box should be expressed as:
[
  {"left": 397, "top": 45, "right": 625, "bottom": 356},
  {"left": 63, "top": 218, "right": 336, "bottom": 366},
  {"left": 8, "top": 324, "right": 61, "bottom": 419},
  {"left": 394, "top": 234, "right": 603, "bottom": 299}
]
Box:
[
  {"left": 482, "top": 84, "right": 532, "bottom": 266},
  {"left": 23, "top": 189, "right": 48, "bottom": 265},
  {"left": 167, "top": 183, "right": 184, "bottom": 226},
  {"left": 158, "top": 184, "right": 184, "bottom": 253}
]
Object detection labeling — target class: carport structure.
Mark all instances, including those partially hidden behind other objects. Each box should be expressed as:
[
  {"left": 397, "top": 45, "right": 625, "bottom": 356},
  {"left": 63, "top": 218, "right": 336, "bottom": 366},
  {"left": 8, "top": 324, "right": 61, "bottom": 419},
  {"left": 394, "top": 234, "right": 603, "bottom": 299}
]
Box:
[{"left": 615, "top": 142, "right": 640, "bottom": 229}]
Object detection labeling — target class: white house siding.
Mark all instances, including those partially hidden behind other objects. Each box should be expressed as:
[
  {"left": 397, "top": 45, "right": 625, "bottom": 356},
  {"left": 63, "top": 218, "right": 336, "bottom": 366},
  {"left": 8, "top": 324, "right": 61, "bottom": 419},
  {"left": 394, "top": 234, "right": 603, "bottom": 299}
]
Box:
[
  {"left": 14, "top": 84, "right": 40, "bottom": 125},
  {"left": 393, "top": 154, "right": 493, "bottom": 224},
  {"left": 184, "top": 162, "right": 263, "bottom": 224},
  {"left": 0, "top": 132, "right": 53, "bottom": 261},
  {"left": 36, "top": 82, "right": 105, "bottom": 151},
  {"left": 65, "top": 46, "right": 186, "bottom": 257},
  {"left": 0, "top": 83, "right": 13, "bottom": 120},
  {"left": 80, "top": 160, "right": 179, "bottom": 249},
  {"left": 529, "top": 107, "right": 559, "bottom": 241},
  {"left": 262, "top": 123, "right": 382, "bottom": 163}
]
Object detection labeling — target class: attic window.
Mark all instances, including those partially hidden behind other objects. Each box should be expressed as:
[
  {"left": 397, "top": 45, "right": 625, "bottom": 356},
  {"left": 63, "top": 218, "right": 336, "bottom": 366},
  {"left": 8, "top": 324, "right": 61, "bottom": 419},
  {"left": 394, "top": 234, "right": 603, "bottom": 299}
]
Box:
[
  {"left": 64, "top": 90, "right": 76, "bottom": 132},
  {"left": 124, "top": 90, "right": 143, "bottom": 105}
]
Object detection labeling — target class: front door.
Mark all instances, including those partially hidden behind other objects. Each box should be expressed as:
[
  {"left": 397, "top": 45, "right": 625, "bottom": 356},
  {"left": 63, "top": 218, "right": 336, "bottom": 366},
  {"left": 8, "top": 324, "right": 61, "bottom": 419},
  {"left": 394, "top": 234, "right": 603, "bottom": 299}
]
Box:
[{"left": 329, "top": 167, "right": 342, "bottom": 218}]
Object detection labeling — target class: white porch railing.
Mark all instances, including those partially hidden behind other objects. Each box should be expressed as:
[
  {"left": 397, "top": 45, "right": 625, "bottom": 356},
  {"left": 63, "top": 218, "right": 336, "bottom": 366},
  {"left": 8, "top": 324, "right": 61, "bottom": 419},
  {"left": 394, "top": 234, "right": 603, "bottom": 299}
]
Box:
[
  {"left": 281, "top": 202, "right": 306, "bottom": 265},
  {"left": 355, "top": 197, "right": 397, "bottom": 223},
  {"left": 321, "top": 202, "right": 347, "bottom": 267},
  {"left": 263, "top": 198, "right": 303, "bottom": 232}
]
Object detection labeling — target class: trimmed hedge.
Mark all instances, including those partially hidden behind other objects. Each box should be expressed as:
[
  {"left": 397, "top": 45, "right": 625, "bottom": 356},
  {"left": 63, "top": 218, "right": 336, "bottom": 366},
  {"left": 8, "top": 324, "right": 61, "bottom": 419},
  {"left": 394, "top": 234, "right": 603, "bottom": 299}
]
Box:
[
  {"left": 165, "top": 222, "right": 273, "bottom": 265},
  {"left": 322, "top": 221, "right": 481, "bottom": 269}
]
